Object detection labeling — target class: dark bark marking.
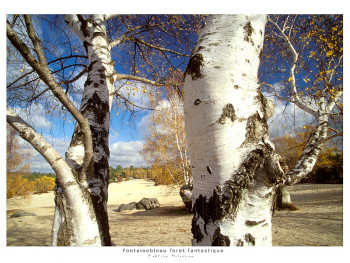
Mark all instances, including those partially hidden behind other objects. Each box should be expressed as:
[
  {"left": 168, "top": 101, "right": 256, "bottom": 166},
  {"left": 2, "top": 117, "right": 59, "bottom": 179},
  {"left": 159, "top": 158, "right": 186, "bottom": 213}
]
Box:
[
  {"left": 193, "top": 149, "right": 267, "bottom": 229},
  {"left": 241, "top": 109, "right": 268, "bottom": 147},
  {"left": 192, "top": 184, "right": 237, "bottom": 229},
  {"left": 218, "top": 103, "right": 235, "bottom": 124},
  {"left": 212, "top": 227, "right": 230, "bottom": 246},
  {"left": 19, "top": 131, "right": 35, "bottom": 142},
  {"left": 191, "top": 216, "right": 204, "bottom": 242},
  {"left": 259, "top": 50, "right": 263, "bottom": 60},
  {"left": 84, "top": 79, "right": 93, "bottom": 87},
  {"left": 41, "top": 145, "right": 49, "bottom": 153},
  {"left": 234, "top": 85, "right": 239, "bottom": 89},
  {"left": 87, "top": 60, "right": 98, "bottom": 72},
  {"left": 185, "top": 53, "right": 204, "bottom": 80},
  {"left": 245, "top": 233, "right": 256, "bottom": 246},
  {"left": 207, "top": 166, "right": 212, "bottom": 174},
  {"left": 237, "top": 239, "right": 244, "bottom": 246},
  {"left": 55, "top": 156, "right": 63, "bottom": 162},
  {"left": 83, "top": 41, "right": 93, "bottom": 52},
  {"left": 54, "top": 185, "right": 73, "bottom": 246},
  {"left": 245, "top": 219, "right": 266, "bottom": 226},
  {"left": 209, "top": 42, "right": 219, "bottom": 46},
  {"left": 196, "top": 46, "right": 206, "bottom": 52},
  {"left": 243, "top": 22, "right": 254, "bottom": 44},
  {"left": 194, "top": 99, "right": 202, "bottom": 105},
  {"left": 92, "top": 32, "right": 106, "bottom": 40},
  {"left": 65, "top": 181, "right": 76, "bottom": 187}
]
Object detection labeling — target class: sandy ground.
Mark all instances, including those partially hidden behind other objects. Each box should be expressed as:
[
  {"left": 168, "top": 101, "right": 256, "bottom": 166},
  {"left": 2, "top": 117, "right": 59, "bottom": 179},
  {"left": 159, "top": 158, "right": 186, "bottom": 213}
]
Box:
[{"left": 6, "top": 179, "right": 343, "bottom": 246}]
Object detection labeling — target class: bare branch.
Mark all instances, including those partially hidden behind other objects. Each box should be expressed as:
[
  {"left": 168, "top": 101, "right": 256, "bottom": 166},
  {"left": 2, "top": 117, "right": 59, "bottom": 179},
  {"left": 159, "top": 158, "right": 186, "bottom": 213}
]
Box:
[
  {"left": 7, "top": 16, "right": 93, "bottom": 178},
  {"left": 131, "top": 36, "right": 190, "bottom": 57},
  {"left": 268, "top": 17, "right": 317, "bottom": 116},
  {"left": 115, "top": 73, "right": 178, "bottom": 87},
  {"left": 7, "top": 55, "right": 88, "bottom": 90},
  {"left": 109, "top": 34, "right": 132, "bottom": 48},
  {"left": 112, "top": 91, "right": 155, "bottom": 111},
  {"left": 23, "top": 15, "right": 48, "bottom": 65}
]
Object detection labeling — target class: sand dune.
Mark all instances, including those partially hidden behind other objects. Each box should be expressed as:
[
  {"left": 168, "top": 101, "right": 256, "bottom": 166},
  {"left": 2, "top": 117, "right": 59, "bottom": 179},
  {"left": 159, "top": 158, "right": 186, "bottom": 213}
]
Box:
[{"left": 6, "top": 179, "right": 343, "bottom": 246}]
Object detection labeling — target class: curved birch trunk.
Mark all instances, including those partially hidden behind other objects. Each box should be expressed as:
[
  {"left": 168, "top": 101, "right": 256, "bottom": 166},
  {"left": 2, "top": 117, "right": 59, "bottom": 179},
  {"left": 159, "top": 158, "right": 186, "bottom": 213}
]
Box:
[
  {"left": 184, "top": 15, "right": 284, "bottom": 246},
  {"left": 7, "top": 108, "right": 102, "bottom": 246}
]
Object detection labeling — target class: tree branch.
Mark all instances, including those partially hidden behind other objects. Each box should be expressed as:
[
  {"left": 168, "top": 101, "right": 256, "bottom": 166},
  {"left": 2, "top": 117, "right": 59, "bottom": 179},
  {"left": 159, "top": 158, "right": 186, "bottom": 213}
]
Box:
[
  {"left": 6, "top": 107, "right": 71, "bottom": 177},
  {"left": 64, "top": 14, "right": 86, "bottom": 42},
  {"left": 268, "top": 16, "right": 317, "bottom": 117},
  {"left": 115, "top": 73, "right": 178, "bottom": 87},
  {"left": 7, "top": 16, "right": 93, "bottom": 179},
  {"left": 130, "top": 36, "right": 190, "bottom": 57},
  {"left": 23, "top": 14, "right": 48, "bottom": 65}
]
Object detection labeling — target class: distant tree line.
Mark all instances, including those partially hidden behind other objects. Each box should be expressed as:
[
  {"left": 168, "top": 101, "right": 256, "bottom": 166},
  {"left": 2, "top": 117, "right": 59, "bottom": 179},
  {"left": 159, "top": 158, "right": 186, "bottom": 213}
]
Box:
[
  {"left": 7, "top": 172, "right": 56, "bottom": 199},
  {"left": 109, "top": 165, "right": 183, "bottom": 185}
]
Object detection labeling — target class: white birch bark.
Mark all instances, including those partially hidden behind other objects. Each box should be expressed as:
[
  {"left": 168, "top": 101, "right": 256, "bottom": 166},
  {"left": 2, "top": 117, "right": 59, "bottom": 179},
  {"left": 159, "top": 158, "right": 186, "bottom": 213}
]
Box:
[
  {"left": 284, "top": 92, "right": 342, "bottom": 185},
  {"left": 63, "top": 14, "right": 117, "bottom": 245},
  {"left": 7, "top": 108, "right": 101, "bottom": 246},
  {"left": 184, "top": 14, "right": 284, "bottom": 246}
]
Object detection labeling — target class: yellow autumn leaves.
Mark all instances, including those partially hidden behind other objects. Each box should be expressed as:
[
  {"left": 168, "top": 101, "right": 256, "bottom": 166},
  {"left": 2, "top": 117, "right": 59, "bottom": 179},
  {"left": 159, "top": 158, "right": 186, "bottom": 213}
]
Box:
[{"left": 7, "top": 175, "right": 55, "bottom": 199}]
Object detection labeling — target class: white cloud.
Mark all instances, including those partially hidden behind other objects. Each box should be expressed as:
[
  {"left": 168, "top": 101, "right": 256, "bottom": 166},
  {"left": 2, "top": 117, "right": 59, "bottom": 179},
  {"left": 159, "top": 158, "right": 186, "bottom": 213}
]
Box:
[
  {"left": 263, "top": 82, "right": 317, "bottom": 138},
  {"left": 13, "top": 103, "right": 53, "bottom": 130},
  {"left": 136, "top": 98, "right": 181, "bottom": 137},
  {"left": 267, "top": 99, "right": 315, "bottom": 138},
  {"left": 137, "top": 113, "right": 151, "bottom": 137},
  {"left": 109, "top": 141, "right": 146, "bottom": 168},
  {"left": 19, "top": 134, "right": 71, "bottom": 173}
]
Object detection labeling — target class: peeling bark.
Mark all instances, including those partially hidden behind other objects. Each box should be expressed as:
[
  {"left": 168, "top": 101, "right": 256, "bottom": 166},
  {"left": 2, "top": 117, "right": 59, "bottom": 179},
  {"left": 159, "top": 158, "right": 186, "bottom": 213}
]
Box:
[
  {"left": 62, "top": 14, "right": 116, "bottom": 246},
  {"left": 184, "top": 14, "right": 342, "bottom": 246},
  {"left": 184, "top": 14, "right": 284, "bottom": 246},
  {"left": 7, "top": 108, "right": 101, "bottom": 246}
]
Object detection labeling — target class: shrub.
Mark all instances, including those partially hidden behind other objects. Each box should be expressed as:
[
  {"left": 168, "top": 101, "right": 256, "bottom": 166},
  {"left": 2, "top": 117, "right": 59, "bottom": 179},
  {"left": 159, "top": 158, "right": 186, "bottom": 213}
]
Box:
[
  {"left": 7, "top": 174, "right": 35, "bottom": 199},
  {"left": 34, "top": 176, "right": 55, "bottom": 193}
]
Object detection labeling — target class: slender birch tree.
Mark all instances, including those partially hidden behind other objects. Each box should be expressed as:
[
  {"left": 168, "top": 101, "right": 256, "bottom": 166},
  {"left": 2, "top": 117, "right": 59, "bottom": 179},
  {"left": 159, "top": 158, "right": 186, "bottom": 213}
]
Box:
[
  {"left": 7, "top": 14, "right": 202, "bottom": 246},
  {"left": 142, "top": 88, "right": 191, "bottom": 187},
  {"left": 262, "top": 15, "right": 343, "bottom": 209},
  {"left": 183, "top": 14, "right": 342, "bottom": 246}
]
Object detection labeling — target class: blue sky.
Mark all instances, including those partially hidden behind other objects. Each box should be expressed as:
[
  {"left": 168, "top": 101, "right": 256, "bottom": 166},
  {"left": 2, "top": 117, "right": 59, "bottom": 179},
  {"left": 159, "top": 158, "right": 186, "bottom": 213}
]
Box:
[
  {"left": 13, "top": 79, "right": 317, "bottom": 173},
  {"left": 13, "top": 83, "right": 154, "bottom": 173},
  {"left": 6, "top": 14, "right": 342, "bottom": 173}
]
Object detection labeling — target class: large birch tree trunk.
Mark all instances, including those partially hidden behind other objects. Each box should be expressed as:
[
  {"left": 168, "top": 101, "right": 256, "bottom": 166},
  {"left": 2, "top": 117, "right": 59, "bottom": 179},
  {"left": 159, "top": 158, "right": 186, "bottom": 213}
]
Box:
[
  {"left": 184, "top": 14, "right": 285, "bottom": 246},
  {"left": 51, "top": 15, "right": 116, "bottom": 246}
]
